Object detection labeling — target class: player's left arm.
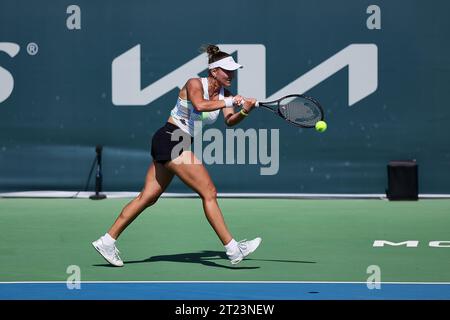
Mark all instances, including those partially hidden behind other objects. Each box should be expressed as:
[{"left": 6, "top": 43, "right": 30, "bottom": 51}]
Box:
[{"left": 222, "top": 89, "right": 256, "bottom": 127}]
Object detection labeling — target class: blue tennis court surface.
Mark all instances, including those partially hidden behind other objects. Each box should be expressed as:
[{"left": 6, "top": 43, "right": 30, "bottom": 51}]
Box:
[{"left": 1, "top": 282, "right": 449, "bottom": 300}]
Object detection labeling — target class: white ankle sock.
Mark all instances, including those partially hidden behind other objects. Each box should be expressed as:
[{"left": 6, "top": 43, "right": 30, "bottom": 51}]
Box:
[
  {"left": 224, "top": 239, "right": 238, "bottom": 253},
  {"left": 101, "top": 233, "right": 116, "bottom": 246}
]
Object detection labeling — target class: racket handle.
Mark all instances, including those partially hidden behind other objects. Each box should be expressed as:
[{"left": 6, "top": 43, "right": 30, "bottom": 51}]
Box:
[{"left": 239, "top": 99, "right": 260, "bottom": 107}]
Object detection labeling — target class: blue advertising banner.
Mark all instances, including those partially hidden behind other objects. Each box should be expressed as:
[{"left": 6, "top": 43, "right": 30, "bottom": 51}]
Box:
[{"left": 1, "top": 1, "right": 449, "bottom": 193}]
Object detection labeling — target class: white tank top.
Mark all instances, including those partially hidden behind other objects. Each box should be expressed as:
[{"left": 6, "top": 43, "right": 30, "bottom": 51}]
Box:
[{"left": 170, "top": 77, "right": 222, "bottom": 136}]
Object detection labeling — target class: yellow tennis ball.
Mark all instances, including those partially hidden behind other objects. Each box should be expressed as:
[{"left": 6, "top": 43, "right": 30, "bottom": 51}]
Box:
[{"left": 315, "top": 120, "right": 327, "bottom": 132}]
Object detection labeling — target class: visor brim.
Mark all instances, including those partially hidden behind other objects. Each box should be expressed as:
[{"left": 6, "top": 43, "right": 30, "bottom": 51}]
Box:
[{"left": 220, "top": 63, "right": 243, "bottom": 71}]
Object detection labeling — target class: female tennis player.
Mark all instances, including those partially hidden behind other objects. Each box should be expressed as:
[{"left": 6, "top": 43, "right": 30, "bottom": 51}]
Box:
[{"left": 92, "top": 45, "right": 262, "bottom": 267}]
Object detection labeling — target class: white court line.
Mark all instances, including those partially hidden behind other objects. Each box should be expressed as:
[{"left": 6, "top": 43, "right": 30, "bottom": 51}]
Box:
[
  {"left": 1, "top": 281, "right": 450, "bottom": 285},
  {"left": 1, "top": 191, "right": 450, "bottom": 199}
]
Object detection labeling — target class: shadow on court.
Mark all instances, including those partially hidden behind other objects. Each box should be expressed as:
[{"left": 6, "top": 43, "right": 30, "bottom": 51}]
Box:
[{"left": 93, "top": 250, "right": 315, "bottom": 270}]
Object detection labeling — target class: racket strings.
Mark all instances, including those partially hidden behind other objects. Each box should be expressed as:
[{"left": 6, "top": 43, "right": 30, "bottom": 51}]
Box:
[{"left": 279, "top": 97, "right": 322, "bottom": 127}]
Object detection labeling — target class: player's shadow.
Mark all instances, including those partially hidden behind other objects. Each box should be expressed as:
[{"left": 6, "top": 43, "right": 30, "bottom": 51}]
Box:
[{"left": 93, "top": 250, "right": 315, "bottom": 270}]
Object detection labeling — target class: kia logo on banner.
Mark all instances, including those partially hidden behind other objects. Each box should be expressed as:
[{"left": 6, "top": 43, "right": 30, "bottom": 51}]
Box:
[
  {"left": 112, "top": 44, "right": 378, "bottom": 107},
  {"left": 0, "top": 42, "right": 20, "bottom": 103}
]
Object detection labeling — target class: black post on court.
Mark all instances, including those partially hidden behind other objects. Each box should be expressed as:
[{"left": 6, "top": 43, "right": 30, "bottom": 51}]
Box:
[
  {"left": 386, "top": 159, "right": 418, "bottom": 201},
  {"left": 89, "top": 145, "right": 107, "bottom": 200}
]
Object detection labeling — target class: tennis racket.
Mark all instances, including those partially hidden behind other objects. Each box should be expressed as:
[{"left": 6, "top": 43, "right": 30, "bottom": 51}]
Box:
[{"left": 247, "top": 94, "right": 324, "bottom": 128}]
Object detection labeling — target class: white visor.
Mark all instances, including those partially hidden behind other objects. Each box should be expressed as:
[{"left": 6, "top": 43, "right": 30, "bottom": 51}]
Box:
[{"left": 208, "top": 56, "right": 243, "bottom": 71}]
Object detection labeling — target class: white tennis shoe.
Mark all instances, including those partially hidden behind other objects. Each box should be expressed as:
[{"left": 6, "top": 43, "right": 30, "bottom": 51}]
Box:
[
  {"left": 227, "top": 237, "right": 262, "bottom": 265},
  {"left": 92, "top": 238, "right": 124, "bottom": 267}
]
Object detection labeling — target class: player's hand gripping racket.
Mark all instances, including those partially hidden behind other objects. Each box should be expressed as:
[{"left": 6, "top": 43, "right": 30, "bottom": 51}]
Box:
[{"left": 245, "top": 94, "right": 325, "bottom": 128}]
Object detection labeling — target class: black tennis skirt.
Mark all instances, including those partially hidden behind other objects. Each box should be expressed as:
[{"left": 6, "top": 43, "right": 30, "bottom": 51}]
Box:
[{"left": 151, "top": 122, "right": 193, "bottom": 163}]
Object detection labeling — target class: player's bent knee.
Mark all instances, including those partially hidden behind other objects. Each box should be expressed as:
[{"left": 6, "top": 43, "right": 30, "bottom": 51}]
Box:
[
  {"left": 143, "top": 195, "right": 159, "bottom": 208},
  {"left": 137, "top": 192, "right": 159, "bottom": 208},
  {"left": 200, "top": 187, "right": 217, "bottom": 202}
]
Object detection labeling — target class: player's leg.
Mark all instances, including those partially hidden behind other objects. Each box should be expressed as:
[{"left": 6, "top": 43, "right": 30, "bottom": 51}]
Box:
[
  {"left": 92, "top": 161, "right": 174, "bottom": 266},
  {"left": 108, "top": 161, "right": 174, "bottom": 239},
  {"left": 165, "top": 151, "right": 261, "bottom": 264},
  {"left": 165, "top": 151, "right": 232, "bottom": 245}
]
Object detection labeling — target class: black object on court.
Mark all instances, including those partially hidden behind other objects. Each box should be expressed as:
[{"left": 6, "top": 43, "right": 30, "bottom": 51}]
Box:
[
  {"left": 89, "top": 145, "right": 107, "bottom": 200},
  {"left": 386, "top": 160, "right": 418, "bottom": 201}
]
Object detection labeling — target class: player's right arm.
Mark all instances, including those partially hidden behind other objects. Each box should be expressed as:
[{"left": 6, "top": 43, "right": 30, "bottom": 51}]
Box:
[{"left": 186, "top": 78, "right": 230, "bottom": 112}]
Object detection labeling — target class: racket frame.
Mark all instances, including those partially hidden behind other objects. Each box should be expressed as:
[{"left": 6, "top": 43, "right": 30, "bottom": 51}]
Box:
[{"left": 256, "top": 94, "right": 325, "bottom": 128}]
